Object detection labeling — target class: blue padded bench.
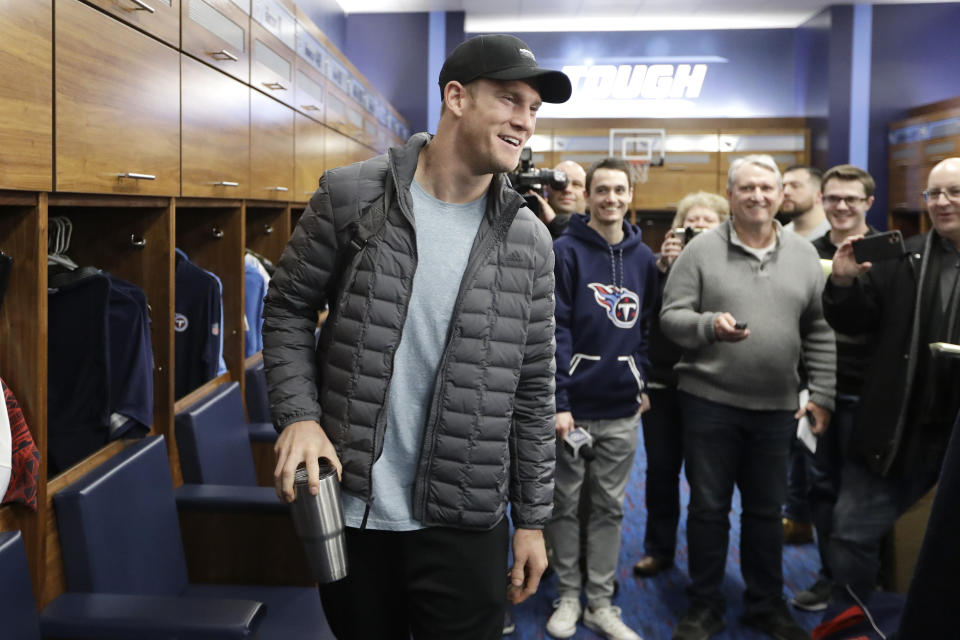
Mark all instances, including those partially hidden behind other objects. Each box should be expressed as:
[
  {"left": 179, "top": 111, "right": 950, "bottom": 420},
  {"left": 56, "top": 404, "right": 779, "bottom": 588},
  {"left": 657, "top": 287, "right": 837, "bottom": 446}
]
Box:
[
  {"left": 244, "top": 359, "right": 272, "bottom": 425},
  {"left": 53, "top": 435, "right": 331, "bottom": 639},
  {"left": 0, "top": 530, "right": 41, "bottom": 640}
]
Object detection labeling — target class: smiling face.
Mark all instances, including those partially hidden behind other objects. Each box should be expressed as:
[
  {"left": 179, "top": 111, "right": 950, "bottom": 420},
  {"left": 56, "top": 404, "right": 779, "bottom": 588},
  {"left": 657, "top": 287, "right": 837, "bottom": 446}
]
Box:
[
  {"left": 547, "top": 161, "right": 587, "bottom": 214},
  {"left": 455, "top": 78, "right": 541, "bottom": 175},
  {"left": 586, "top": 168, "right": 632, "bottom": 229},
  {"left": 728, "top": 162, "right": 783, "bottom": 228},
  {"left": 823, "top": 177, "right": 872, "bottom": 235},
  {"left": 926, "top": 158, "right": 960, "bottom": 246}
]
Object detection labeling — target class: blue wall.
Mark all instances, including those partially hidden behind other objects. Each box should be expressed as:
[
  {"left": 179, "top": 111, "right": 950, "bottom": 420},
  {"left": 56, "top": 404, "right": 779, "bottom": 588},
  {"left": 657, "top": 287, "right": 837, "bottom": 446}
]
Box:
[
  {"left": 344, "top": 13, "right": 431, "bottom": 132},
  {"left": 302, "top": 0, "right": 346, "bottom": 52},
  {"left": 868, "top": 2, "right": 960, "bottom": 224},
  {"left": 506, "top": 30, "right": 801, "bottom": 118}
]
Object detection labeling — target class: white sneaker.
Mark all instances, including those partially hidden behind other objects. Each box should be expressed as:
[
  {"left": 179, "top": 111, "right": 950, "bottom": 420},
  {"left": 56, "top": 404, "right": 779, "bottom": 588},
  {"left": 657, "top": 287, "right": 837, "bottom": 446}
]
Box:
[
  {"left": 583, "top": 605, "right": 643, "bottom": 640},
  {"left": 545, "top": 597, "right": 581, "bottom": 639}
]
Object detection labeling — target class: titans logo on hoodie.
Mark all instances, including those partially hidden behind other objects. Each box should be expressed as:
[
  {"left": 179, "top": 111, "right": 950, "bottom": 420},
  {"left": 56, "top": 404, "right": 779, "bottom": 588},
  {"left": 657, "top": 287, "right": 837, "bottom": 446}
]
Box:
[{"left": 587, "top": 283, "right": 640, "bottom": 328}]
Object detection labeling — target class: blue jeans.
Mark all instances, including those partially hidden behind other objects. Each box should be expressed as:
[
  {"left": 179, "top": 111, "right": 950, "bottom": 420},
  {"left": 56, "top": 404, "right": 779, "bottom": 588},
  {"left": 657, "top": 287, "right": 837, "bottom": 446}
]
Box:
[
  {"left": 829, "top": 454, "right": 940, "bottom": 605},
  {"left": 804, "top": 394, "right": 857, "bottom": 580},
  {"left": 641, "top": 386, "right": 684, "bottom": 562},
  {"left": 680, "top": 391, "right": 795, "bottom": 615}
]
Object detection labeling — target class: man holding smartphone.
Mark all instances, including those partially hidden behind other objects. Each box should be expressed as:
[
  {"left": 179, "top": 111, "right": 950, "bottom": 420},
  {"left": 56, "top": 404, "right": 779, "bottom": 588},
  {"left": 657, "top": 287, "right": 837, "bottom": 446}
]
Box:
[
  {"left": 661, "top": 155, "right": 836, "bottom": 640},
  {"left": 820, "top": 157, "right": 960, "bottom": 618}
]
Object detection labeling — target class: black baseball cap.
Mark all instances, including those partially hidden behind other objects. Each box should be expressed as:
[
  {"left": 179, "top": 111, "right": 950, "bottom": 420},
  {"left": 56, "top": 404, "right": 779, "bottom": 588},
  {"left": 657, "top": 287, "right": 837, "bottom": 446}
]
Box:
[{"left": 438, "top": 35, "right": 572, "bottom": 104}]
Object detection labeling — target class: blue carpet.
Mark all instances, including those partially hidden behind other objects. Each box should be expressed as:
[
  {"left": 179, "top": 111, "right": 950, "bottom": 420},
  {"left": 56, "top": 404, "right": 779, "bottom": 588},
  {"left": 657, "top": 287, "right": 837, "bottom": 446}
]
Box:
[{"left": 508, "top": 427, "right": 826, "bottom": 640}]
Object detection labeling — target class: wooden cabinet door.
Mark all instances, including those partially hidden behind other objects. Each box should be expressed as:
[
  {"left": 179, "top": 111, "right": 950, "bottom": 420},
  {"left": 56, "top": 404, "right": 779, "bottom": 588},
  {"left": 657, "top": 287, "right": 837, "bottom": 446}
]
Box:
[
  {"left": 85, "top": 0, "right": 180, "bottom": 48},
  {"left": 325, "top": 83, "right": 351, "bottom": 137},
  {"left": 294, "top": 62, "right": 325, "bottom": 121},
  {"left": 55, "top": 0, "right": 180, "bottom": 195},
  {"left": 182, "top": 0, "right": 250, "bottom": 83},
  {"left": 294, "top": 112, "right": 325, "bottom": 201},
  {"left": 633, "top": 169, "right": 719, "bottom": 211},
  {"left": 181, "top": 55, "right": 249, "bottom": 198},
  {"left": 250, "top": 89, "right": 293, "bottom": 200},
  {"left": 323, "top": 126, "right": 349, "bottom": 173},
  {"left": 0, "top": 0, "right": 53, "bottom": 191},
  {"left": 251, "top": 21, "right": 295, "bottom": 108}
]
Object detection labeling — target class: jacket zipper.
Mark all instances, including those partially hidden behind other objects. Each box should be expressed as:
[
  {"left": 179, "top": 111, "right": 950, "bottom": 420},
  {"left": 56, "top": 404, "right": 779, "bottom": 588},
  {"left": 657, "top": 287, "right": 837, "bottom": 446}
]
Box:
[{"left": 412, "top": 184, "right": 522, "bottom": 523}]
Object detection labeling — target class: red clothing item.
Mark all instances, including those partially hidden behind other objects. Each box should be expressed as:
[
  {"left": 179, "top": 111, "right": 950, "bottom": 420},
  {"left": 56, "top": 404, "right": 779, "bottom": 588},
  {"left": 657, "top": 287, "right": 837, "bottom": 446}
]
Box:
[{"left": 2, "top": 379, "right": 40, "bottom": 511}]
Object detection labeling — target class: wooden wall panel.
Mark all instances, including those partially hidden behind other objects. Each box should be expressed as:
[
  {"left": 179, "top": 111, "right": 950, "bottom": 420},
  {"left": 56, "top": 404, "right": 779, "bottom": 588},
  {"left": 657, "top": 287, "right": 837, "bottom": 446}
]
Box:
[
  {"left": 0, "top": 1, "right": 53, "bottom": 192},
  {"left": 85, "top": 0, "right": 181, "bottom": 47},
  {"left": 250, "top": 90, "right": 295, "bottom": 200}
]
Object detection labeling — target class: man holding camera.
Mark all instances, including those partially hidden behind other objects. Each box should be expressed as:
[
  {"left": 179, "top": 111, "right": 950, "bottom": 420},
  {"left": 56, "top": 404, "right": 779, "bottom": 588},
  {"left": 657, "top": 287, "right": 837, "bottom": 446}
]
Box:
[
  {"left": 541, "top": 161, "right": 588, "bottom": 238},
  {"left": 661, "top": 155, "right": 836, "bottom": 640},
  {"left": 263, "top": 34, "right": 570, "bottom": 639},
  {"left": 545, "top": 157, "right": 657, "bottom": 640},
  {"left": 818, "top": 157, "right": 960, "bottom": 618}
]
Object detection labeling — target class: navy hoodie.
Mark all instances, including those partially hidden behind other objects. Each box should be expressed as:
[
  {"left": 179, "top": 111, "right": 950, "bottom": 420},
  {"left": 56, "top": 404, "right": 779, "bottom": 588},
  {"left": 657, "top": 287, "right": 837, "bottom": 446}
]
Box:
[{"left": 554, "top": 214, "right": 659, "bottom": 419}]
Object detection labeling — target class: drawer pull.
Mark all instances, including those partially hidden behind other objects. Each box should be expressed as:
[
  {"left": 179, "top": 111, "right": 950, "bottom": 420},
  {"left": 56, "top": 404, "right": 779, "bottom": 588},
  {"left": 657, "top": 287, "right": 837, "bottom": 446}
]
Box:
[
  {"left": 301, "top": 104, "right": 321, "bottom": 111},
  {"left": 214, "top": 181, "right": 239, "bottom": 187},
  {"left": 122, "top": 172, "right": 156, "bottom": 180},
  {"left": 270, "top": 186, "right": 289, "bottom": 192},
  {"left": 129, "top": 0, "right": 156, "bottom": 12},
  {"left": 210, "top": 49, "right": 239, "bottom": 62},
  {"left": 263, "top": 82, "right": 287, "bottom": 91}
]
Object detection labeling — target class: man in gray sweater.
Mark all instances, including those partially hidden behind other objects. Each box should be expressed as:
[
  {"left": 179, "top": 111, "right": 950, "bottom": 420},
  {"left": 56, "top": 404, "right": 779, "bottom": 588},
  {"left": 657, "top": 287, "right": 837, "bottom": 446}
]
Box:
[{"left": 661, "top": 154, "right": 836, "bottom": 640}]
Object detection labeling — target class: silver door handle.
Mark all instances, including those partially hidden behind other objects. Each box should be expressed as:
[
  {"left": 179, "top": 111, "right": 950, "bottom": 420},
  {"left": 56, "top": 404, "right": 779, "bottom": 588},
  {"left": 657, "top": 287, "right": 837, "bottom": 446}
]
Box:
[
  {"left": 301, "top": 104, "right": 321, "bottom": 111},
  {"left": 123, "top": 172, "right": 156, "bottom": 180},
  {"left": 263, "top": 82, "right": 287, "bottom": 91},
  {"left": 270, "top": 186, "right": 289, "bottom": 192},
  {"left": 210, "top": 49, "right": 238, "bottom": 62},
  {"left": 214, "top": 181, "right": 239, "bottom": 187},
  {"left": 130, "top": 0, "right": 155, "bottom": 12}
]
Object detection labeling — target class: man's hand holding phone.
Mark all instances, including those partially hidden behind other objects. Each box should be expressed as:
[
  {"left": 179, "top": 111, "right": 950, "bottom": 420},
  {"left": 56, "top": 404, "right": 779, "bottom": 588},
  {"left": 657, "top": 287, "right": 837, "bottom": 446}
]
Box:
[{"left": 714, "top": 312, "right": 750, "bottom": 342}]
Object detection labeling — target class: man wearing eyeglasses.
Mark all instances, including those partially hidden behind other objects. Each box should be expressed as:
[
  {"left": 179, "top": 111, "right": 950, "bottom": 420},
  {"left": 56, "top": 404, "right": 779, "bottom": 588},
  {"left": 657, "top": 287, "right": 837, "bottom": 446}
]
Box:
[
  {"left": 819, "top": 157, "right": 960, "bottom": 619},
  {"left": 788, "top": 165, "right": 881, "bottom": 613}
]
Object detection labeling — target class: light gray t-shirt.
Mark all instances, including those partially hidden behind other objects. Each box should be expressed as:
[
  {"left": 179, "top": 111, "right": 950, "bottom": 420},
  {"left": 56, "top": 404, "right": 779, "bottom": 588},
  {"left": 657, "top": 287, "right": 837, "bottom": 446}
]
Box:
[{"left": 342, "top": 179, "right": 486, "bottom": 530}]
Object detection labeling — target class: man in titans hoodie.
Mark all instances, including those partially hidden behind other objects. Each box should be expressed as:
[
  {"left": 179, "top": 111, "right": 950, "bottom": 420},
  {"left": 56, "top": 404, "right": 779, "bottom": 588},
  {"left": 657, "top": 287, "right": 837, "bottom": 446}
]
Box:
[{"left": 545, "top": 157, "right": 658, "bottom": 640}]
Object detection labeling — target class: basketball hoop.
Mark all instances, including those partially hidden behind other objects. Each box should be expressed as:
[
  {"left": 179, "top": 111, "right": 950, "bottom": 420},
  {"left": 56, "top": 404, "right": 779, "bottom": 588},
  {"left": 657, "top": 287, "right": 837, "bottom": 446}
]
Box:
[{"left": 628, "top": 159, "right": 651, "bottom": 184}]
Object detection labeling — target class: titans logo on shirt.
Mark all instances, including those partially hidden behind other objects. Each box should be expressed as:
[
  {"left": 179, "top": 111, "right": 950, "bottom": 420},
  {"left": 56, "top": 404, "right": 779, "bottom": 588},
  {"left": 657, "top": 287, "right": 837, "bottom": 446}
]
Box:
[{"left": 588, "top": 283, "right": 640, "bottom": 329}]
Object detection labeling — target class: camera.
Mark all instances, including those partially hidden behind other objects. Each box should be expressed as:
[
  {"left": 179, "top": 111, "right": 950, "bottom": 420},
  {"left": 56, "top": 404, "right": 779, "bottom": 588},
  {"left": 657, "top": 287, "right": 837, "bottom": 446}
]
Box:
[
  {"left": 674, "top": 226, "right": 704, "bottom": 245},
  {"left": 508, "top": 148, "right": 568, "bottom": 217}
]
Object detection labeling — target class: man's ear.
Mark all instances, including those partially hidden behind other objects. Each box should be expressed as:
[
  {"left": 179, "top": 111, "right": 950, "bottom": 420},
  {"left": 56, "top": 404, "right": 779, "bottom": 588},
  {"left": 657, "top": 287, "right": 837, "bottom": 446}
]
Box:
[{"left": 443, "top": 81, "right": 469, "bottom": 116}]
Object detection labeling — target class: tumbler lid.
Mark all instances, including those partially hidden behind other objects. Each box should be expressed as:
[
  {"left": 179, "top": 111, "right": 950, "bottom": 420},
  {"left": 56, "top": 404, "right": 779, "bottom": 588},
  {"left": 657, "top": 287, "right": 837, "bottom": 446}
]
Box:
[{"left": 294, "top": 458, "right": 337, "bottom": 484}]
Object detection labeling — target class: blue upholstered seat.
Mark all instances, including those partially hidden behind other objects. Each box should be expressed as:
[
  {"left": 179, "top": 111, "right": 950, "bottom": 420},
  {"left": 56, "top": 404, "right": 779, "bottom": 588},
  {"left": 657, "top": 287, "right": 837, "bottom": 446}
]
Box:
[
  {"left": 0, "top": 530, "right": 42, "bottom": 640},
  {"left": 51, "top": 435, "right": 331, "bottom": 639}
]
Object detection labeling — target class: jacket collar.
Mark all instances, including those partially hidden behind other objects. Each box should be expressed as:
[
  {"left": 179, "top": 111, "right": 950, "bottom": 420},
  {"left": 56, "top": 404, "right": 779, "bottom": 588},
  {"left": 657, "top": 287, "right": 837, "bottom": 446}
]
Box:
[{"left": 387, "top": 132, "right": 525, "bottom": 224}]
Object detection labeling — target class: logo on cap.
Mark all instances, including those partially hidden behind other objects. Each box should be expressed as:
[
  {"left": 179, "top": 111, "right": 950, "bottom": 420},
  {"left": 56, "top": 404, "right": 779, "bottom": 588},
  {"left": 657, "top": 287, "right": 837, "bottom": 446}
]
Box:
[{"left": 519, "top": 48, "right": 536, "bottom": 62}]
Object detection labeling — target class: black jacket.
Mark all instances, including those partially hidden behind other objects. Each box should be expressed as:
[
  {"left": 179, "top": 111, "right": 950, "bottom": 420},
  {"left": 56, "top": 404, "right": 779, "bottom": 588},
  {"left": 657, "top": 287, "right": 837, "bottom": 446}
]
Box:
[
  {"left": 823, "top": 231, "right": 960, "bottom": 477},
  {"left": 262, "top": 133, "right": 557, "bottom": 530}
]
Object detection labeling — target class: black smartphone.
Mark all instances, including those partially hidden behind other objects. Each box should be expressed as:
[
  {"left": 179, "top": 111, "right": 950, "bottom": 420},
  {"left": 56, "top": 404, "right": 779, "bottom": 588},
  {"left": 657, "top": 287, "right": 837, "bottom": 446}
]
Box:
[
  {"left": 734, "top": 321, "right": 748, "bottom": 330},
  {"left": 853, "top": 230, "right": 906, "bottom": 263}
]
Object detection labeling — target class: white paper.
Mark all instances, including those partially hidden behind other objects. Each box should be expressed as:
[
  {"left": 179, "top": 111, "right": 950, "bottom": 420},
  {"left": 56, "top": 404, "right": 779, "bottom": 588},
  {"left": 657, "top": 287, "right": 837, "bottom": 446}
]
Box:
[{"left": 796, "top": 389, "right": 817, "bottom": 454}]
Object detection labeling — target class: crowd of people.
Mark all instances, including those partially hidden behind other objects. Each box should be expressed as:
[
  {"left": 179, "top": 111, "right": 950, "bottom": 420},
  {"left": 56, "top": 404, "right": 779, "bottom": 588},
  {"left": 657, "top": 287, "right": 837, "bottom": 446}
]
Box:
[{"left": 262, "top": 33, "right": 960, "bottom": 640}]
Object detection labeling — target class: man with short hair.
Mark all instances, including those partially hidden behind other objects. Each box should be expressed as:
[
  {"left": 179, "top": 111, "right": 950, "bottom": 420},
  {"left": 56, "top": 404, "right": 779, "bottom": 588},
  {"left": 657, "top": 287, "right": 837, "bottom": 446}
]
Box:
[
  {"left": 791, "top": 164, "right": 880, "bottom": 612},
  {"left": 662, "top": 154, "right": 836, "bottom": 640},
  {"left": 781, "top": 165, "right": 830, "bottom": 239},
  {"left": 533, "top": 160, "right": 588, "bottom": 238},
  {"left": 545, "top": 157, "right": 657, "bottom": 640},
  {"left": 819, "top": 157, "right": 960, "bottom": 617},
  {"left": 262, "top": 34, "right": 571, "bottom": 639}
]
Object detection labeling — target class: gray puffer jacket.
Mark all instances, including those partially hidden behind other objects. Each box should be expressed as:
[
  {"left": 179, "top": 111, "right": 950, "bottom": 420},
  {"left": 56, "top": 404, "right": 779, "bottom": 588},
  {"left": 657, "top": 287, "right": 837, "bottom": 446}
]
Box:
[{"left": 262, "top": 133, "right": 557, "bottom": 530}]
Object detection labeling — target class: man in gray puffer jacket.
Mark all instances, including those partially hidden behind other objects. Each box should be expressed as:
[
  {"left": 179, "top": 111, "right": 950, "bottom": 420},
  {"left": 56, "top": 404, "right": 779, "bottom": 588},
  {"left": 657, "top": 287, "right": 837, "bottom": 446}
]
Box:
[{"left": 263, "top": 35, "right": 571, "bottom": 640}]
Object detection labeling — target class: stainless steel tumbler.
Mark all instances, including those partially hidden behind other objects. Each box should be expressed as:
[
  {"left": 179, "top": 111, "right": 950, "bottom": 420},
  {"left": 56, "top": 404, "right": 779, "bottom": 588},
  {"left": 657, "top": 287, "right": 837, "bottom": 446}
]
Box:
[{"left": 290, "top": 459, "right": 348, "bottom": 583}]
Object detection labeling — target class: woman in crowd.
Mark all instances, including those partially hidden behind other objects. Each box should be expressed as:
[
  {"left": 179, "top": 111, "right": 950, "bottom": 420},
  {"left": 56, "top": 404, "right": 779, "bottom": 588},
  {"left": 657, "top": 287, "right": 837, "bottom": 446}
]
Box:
[{"left": 633, "top": 191, "right": 729, "bottom": 577}]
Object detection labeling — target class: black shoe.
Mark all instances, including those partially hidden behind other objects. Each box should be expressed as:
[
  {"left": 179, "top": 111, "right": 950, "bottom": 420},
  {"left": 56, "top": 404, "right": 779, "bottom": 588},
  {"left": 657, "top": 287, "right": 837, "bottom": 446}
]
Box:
[
  {"left": 633, "top": 555, "right": 673, "bottom": 577},
  {"left": 790, "top": 578, "right": 832, "bottom": 612},
  {"left": 741, "top": 602, "right": 810, "bottom": 640},
  {"left": 673, "top": 602, "right": 725, "bottom": 640}
]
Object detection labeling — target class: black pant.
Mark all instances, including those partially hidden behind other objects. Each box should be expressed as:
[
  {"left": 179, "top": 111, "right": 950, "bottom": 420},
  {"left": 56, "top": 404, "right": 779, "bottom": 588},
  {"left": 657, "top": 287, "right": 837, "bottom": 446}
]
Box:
[
  {"left": 680, "top": 392, "right": 794, "bottom": 615},
  {"left": 318, "top": 519, "right": 509, "bottom": 640},
  {"left": 641, "top": 385, "right": 684, "bottom": 562}
]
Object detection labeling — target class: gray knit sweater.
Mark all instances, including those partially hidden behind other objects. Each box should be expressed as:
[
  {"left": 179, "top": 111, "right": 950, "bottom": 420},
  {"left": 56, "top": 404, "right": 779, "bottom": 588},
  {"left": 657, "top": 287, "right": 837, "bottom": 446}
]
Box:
[{"left": 660, "top": 219, "right": 836, "bottom": 411}]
